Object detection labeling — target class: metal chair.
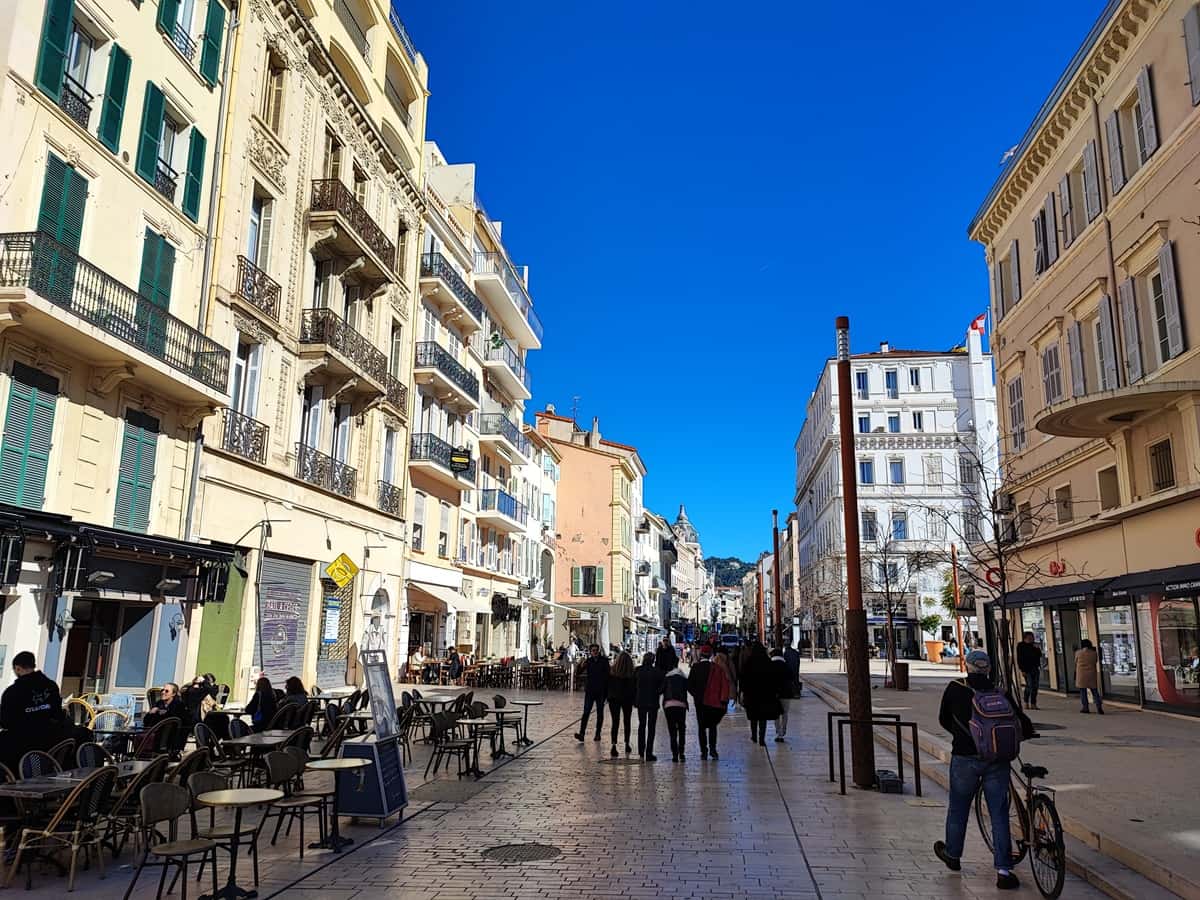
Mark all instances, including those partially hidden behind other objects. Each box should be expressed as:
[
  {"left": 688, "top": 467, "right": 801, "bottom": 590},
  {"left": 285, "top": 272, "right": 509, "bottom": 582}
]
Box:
[
  {"left": 186, "top": 771, "right": 262, "bottom": 889},
  {"left": 193, "top": 722, "right": 249, "bottom": 787},
  {"left": 259, "top": 752, "right": 325, "bottom": 859},
  {"left": 265, "top": 706, "right": 293, "bottom": 731},
  {"left": 120, "top": 782, "right": 217, "bottom": 900},
  {"left": 18, "top": 749, "right": 60, "bottom": 779},
  {"left": 169, "top": 748, "right": 211, "bottom": 786},
  {"left": 493, "top": 695, "right": 523, "bottom": 744},
  {"left": 424, "top": 712, "right": 473, "bottom": 779},
  {"left": 103, "top": 754, "right": 171, "bottom": 858},
  {"left": 48, "top": 738, "right": 77, "bottom": 770},
  {"left": 133, "top": 717, "right": 181, "bottom": 760}
]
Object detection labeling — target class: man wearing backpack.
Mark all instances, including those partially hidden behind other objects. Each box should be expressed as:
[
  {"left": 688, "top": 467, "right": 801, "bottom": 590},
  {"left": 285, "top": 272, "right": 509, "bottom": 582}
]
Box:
[{"left": 934, "top": 650, "right": 1034, "bottom": 891}]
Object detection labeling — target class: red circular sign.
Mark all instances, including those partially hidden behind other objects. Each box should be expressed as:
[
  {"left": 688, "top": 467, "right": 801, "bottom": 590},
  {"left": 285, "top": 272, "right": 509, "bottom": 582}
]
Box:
[{"left": 986, "top": 567, "right": 1002, "bottom": 587}]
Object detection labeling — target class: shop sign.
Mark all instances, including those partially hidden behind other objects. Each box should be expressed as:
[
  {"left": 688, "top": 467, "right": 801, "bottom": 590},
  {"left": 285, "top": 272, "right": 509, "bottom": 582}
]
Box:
[
  {"left": 449, "top": 447, "right": 472, "bottom": 473},
  {"left": 325, "top": 553, "right": 359, "bottom": 588},
  {"left": 322, "top": 599, "right": 341, "bottom": 645},
  {"left": 1047, "top": 560, "right": 1066, "bottom": 577}
]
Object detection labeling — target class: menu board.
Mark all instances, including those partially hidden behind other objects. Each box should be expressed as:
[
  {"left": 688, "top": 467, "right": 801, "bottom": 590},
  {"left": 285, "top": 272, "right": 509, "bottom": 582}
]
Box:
[{"left": 360, "top": 648, "right": 399, "bottom": 740}]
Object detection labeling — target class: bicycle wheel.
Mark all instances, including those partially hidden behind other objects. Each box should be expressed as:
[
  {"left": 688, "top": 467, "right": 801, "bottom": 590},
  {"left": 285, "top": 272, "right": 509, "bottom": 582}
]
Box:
[
  {"left": 1029, "top": 794, "right": 1066, "bottom": 899},
  {"left": 975, "top": 779, "right": 1030, "bottom": 865}
]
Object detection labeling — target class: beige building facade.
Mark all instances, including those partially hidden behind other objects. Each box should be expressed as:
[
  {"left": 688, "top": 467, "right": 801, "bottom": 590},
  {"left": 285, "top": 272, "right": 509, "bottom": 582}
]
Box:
[{"left": 969, "top": 0, "right": 1200, "bottom": 713}]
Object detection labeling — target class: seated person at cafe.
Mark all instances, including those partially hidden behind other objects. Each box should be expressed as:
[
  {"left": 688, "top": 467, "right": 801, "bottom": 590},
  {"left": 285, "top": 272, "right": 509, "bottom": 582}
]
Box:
[
  {"left": 144, "top": 682, "right": 192, "bottom": 750},
  {"left": 282, "top": 676, "right": 308, "bottom": 706},
  {"left": 0, "top": 651, "right": 79, "bottom": 771},
  {"left": 246, "top": 676, "right": 278, "bottom": 732},
  {"left": 408, "top": 644, "right": 426, "bottom": 681}
]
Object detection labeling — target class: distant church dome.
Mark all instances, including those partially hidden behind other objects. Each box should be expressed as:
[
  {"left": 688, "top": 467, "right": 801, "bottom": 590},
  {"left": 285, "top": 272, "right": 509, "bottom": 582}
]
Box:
[{"left": 673, "top": 504, "right": 699, "bottom": 544}]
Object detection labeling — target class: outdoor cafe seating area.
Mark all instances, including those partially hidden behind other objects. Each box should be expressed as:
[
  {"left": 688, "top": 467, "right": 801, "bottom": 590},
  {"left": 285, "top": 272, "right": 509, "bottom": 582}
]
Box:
[{"left": 403, "top": 657, "right": 573, "bottom": 692}]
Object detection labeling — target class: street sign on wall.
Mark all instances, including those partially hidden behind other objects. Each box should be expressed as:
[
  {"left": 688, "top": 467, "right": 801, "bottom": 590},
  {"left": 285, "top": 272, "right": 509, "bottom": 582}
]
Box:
[{"left": 325, "top": 553, "right": 359, "bottom": 588}]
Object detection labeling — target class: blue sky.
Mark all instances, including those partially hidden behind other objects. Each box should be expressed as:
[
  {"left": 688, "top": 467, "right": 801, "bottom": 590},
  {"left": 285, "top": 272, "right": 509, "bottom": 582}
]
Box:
[{"left": 398, "top": 0, "right": 1107, "bottom": 559}]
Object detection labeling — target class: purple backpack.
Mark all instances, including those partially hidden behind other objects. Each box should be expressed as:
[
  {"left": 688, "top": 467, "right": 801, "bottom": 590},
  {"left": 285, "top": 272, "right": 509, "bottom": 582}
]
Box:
[{"left": 968, "top": 689, "right": 1021, "bottom": 761}]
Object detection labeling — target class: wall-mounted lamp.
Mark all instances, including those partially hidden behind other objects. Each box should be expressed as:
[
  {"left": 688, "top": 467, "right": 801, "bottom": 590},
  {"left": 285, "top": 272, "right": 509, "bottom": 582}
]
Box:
[
  {"left": 86, "top": 571, "right": 114, "bottom": 586},
  {"left": 155, "top": 578, "right": 182, "bottom": 592}
]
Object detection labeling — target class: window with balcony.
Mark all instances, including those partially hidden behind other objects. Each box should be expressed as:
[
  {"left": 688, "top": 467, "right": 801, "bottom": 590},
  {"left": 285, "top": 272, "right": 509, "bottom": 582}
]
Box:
[
  {"left": 887, "top": 414, "right": 900, "bottom": 434},
  {"left": 1149, "top": 438, "right": 1175, "bottom": 493},
  {"left": 1007, "top": 375, "right": 1026, "bottom": 451},
  {"left": 859, "top": 459, "right": 874, "bottom": 485},
  {"left": 857, "top": 415, "right": 870, "bottom": 434},
  {"left": 389, "top": 322, "right": 404, "bottom": 376},
  {"left": 323, "top": 129, "right": 342, "bottom": 181},
  {"left": 884, "top": 369, "right": 898, "bottom": 399},
  {"left": 261, "top": 51, "right": 285, "bottom": 133},
  {"left": 1055, "top": 485, "right": 1073, "bottom": 524},
  {"left": 1106, "top": 67, "right": 1158, "bottom": 195},
  {"left": 353, "top": 163, "right": 368, "bottom": 209},
  {"left": 855, "top": 370, "right": 869, "bottom": 399},
  {"left": 230, "top": 340, "right": 261, "bottom": 417},
  {"left": 889, "top": 459, "right": 904, "bottom": 485},
  {"left": 247, "top": 189, "right": 274, "bottom": 271},
  {"left": 331, "top": 401, "right": 351, "bottom": 464},
  {"left": 1041, "top": 342, "right": 1063, "bottom": 406}
]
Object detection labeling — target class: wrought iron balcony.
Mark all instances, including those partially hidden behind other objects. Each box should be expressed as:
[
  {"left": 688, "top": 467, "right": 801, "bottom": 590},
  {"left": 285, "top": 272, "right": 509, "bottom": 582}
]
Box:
[
  {"left": 479, "top": 488, "right": 528, "bottom": 525},
  {"left": 0, "top": 231, "right": 229, "bottom": 391},
  {"left": 295, "top": 443, "right": 356, "bottom": 498},
  {"left": 300, "top": 307, "right": 388, "bottom": 383},
  {"left": 170, "top": 20, "right": 197, "bottom": 61},
  {"left": 221, "top": 409, "right": 269, "bottom": 464},
  {"left": 413, "top": 341, "right": 479, "bottom": 401},
  {"left": 387, "top": 7, "right": 418, "bottom": 62},
  {"left": 384, "top": 77, "right": 412, "bottom": 129},
  {"left": 59, "top": 74, "right": 92, "bottom": 130},
  {"left": 478, "top": 413, "right": 531, "bottom": 458},
  {"left": 485, "top": 342, "right": 531, "bottom": 392},
  {"left": 378, "top": 479, "right": 403, "bottom": 517},
  {"left": 420, "top": 252, "right": 483, "bottom": 324},
  {"left": 154, "top": 158, "right": 178, "bottom": 203},
  {"left": 310, "top": 179, "right": 395, "bottom": 270},
  {"left": 383, "top": 372, "right": 408, "bottom": 415},
  {"left": 334, "top": 0, "right": 369, "bottom": 59},
  {"left": 473, "top": 252, "right": 544, "bottom": 345},
  {"left": 235, "top": 255, "right": 280, "bottom": 320},
  {"left": 410, "top": 432, "right": 476, "bottom": 483}
]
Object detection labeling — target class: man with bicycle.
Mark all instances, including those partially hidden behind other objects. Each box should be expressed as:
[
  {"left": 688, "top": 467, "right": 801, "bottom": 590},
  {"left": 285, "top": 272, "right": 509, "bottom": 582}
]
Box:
[{"left": 934, "top": 650, "right": 1034, "bottom": 891}]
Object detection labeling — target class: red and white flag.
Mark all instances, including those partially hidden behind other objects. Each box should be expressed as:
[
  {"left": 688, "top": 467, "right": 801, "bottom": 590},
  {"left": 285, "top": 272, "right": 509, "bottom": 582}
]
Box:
[{"left": 969, "top": 312, "right": 987, "bottom": 334}]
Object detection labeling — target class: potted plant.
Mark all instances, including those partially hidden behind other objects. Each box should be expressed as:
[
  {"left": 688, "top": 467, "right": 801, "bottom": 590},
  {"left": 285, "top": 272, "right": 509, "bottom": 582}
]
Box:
[{"left": 921, "top": 612, "right": 945, "bottom": 663}]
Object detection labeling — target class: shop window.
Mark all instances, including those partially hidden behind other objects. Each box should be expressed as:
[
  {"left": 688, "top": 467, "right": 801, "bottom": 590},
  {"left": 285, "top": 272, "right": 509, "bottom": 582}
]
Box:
[{"left": 1137, "top": 597, "right": 1200, "bottom": 708}]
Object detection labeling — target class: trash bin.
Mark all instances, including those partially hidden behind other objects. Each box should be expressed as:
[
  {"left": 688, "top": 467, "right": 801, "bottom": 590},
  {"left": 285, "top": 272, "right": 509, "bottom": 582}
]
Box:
[{"left": 892, "top": 661, "right": 910, "bottom": 691}]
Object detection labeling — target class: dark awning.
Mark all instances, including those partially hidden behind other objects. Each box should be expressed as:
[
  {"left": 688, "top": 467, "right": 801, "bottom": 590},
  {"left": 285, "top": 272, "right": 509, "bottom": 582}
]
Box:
[
  {"left": 1001, "top": 577, "right": 1113, "bottom": 608},
  {"left": 78, "top": 525, "right": 235, "bottom": 563},
  {"left": 1102, "top": 563, "right": 1200, "bottom": 600}
]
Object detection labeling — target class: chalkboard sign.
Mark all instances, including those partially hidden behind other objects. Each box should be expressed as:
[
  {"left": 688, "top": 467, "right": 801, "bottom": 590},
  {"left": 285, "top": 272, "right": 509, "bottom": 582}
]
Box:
[
  {"left": 360, "top": 648, "right": 399, "bottom": 740},
  {"left": 338, "top": 736, "right": 407, "bottom": 820}
]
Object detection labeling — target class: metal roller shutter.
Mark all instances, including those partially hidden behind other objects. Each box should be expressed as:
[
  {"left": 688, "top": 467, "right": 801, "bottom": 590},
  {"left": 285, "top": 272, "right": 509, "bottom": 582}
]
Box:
[{"left": 254, "top": 554, "right": 313, "bottom": 682}]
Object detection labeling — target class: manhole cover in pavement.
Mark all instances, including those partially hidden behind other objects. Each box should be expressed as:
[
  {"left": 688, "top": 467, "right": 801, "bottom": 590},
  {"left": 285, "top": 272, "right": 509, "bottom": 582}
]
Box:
[
  {"left": 408, "top": 780, "right": 491, "bottom": 804},
  {"left": 481, "top": 843, "right": 562, "bottom": 863}
]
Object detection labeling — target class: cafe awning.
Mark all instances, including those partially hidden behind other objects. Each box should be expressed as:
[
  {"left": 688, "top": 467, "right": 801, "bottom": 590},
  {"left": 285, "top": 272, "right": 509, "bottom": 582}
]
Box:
[{"left": 408, "top": 581, "right": 461, "bottom": 612}]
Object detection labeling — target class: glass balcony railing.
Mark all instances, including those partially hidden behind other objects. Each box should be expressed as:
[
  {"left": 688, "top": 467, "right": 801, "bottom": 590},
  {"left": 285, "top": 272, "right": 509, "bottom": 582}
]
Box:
[
  {"left": 414, "top": 341, "right": 479, "bottom": 401},
  {"left": 410, "top": 432, "right": 476, "bottom": 483},
  {"left": 420, "top": 253, "right": 483, "bottom": 324},
  {"left": 485, "top": 342, "right": 531, "bottom": 392},
  {"left": 478, "top": 413, "right": 531, "bottom": 458},
  {"left": 473, "top": 251, "right": 543, "bottom": 343},
  {"left": 0, "top": 231, "right": 229, "bottom": 391},
  {"left": 480, "top": 488, "right": 528, "bottom": 525}
]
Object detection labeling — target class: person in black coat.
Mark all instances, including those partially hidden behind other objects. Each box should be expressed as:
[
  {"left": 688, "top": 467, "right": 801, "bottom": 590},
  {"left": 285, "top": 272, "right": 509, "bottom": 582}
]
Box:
[
  {"left": 0, "top": 651, "right": 76, "bottom": 771},
  {"left": 770, "top": 648, "right": 796, "bottom": 742},
  {"left": 741, "top": 644, "right": 783, "bottom": 746},
  {"left": 1016, "top": 632, "right": 1043, "bottom": 709},
  {"left": 634, "top": 652, "right": 665, "bottom": 761},
  {"left": 574, "top": 645, "right": 609, "bottom": 743},
  {"left": 144, "top": 681, "right": 192, "bottom": 752},
  {"left": 654, "top": 638, "right": 678, "bottom": 673},
  {"left": 246, "top": 676, "right": 279, "bottom": 733},
  {"left": 607, "top": 651, "right": 636, "bottom": 756},
  {"left": 686, "top": 644, "right": 728, "bottom": 760}
]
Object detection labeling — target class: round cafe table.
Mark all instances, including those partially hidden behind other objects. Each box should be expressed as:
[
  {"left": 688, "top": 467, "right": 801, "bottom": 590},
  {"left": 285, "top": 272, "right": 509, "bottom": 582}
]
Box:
[
  {"left": 196, "top": 788, "right": 283, "bottom": 900},
  {"left": 456, "top": 717, "right": 494, "bottom": 778},
  {"left": 304, "top": 758, "right": 372, "bottom": 852},
  {"left": 490, "top": 709, "right": 522, "bottom": 760},
  {"left": 509, "top": 699, "right": 542, "bottom": 746}
]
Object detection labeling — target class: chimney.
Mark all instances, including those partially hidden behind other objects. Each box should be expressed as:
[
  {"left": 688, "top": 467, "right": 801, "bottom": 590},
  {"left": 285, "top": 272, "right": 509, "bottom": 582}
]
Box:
[
  {"left": 879, "top": 341, "right": 890, "bottom": 353},
  {"left": 545, "top": 402, "right": 556, "bottom": 414},
  {"left": 589, "top": 416, "right": 601, "bottom": 446}
]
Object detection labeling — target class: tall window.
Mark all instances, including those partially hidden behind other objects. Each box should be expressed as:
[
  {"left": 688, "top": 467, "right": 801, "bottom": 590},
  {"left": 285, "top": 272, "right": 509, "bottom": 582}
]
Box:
[
  {"left": 229, "top": 340, "right": 261, "bottom": 416},
  {"left": 855, "top": 371, "right": 869, "bottom": 399},
  {"left": 261, "top": 52, "right": 285, "bottom": 133},
  {"left": 353, "top": 163, "right": 368, "bottom": 208},
  {"left": 114, "top": 410, "right": 160, "bottom": 533},
  {"left": 912, "top": 411, "right": 924, "bottom": 432},
  {"left": 0, "top": 363, "right": 59, "bottom": 510},
  {"left": 322, "top": 129, "right": 341, "bottom": 181},
  {"left": 857, "top": 415, "right": 870, "bottom": 434},
  {"left": 887, "top": 414, "right": 900, "bottom": 434},
  {"left": 1149, "top": 438, "right": 1175, "bottom": 492},
  {"left": 891, "top": 511, "right": 908, "bottom": 541},
  {"left": 908, "top": 368, "right": 922, "bottom": 391},
  {"left": 859, "top": 459, "right": 874, "bottom": 485},
  {"left": 246, "top": 189, "right": 274, "bottom": 270},
  {"left": 1007, "top": 375, "right": 1026, "bottom": 450},
  {"left": 1041, "top": 343, "right": 1063, "bottom": 406},
  {"left": 438, "top": 501, "right": 450, "bottom": 557},
  {"left": 889, "top": 458, "right": 904, "bottom": 485},
  {"left": 958, "top": 454, "right": 976, "bottom": 487},
  {"left": 382, "top": 427, "right": 397, "bottom": 484},
  {"left": 884, "top": 370, "right": 898, "bottom": 399},
  {"left": 412, "top": 492, "right": 425, "bottom": 551},
  {"left": 389, "top": 322, "right": 404, "bottom": 376},
  {"left": 861, "top": 510, "right": 877, "bottom": 541}
]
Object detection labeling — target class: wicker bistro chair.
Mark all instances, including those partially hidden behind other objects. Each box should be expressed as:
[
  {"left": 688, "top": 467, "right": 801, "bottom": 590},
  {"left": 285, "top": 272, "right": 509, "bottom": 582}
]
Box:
[
  {"left": 186, "top": 771, "right": 262, "bottom": 889},
  {"left": 6, "top": 765, "right": 118, "bottom": 891},
  {"left": 48, "top": 738, "right": 77, "bottom": 770},
  {"left": 65, "top": 698, "right": 94, "bottom": 727},
  {"left": 259, "top": 751, "right": 325, "bottom": 859},
  {"left": 76, "top": 741, "right": 116, "bottom": 768},
  {"left": 121, "top": 782, "right": 217, "bottom": 900},
  {"left": 19, "top": 749, "right": 61, "bottom": 779},
  {"left": 133, "top": 717, "right": 181, "bottom": 760},
  {"left": 103, "top": 753, "right": 171, "bottom": 857},
  {"left": 424, "top": 712, "right": 474, "bottom": 779}
]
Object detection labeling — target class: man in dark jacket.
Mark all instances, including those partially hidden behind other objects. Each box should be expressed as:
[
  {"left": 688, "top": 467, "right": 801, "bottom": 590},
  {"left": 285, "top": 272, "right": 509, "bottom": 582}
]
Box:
[
  {"left": 782, "top": 636, "right": 802, "bottom": 691},
  {"left": 934, "top": 650, "right": 1035, "bottom": 891},
  {"left": 0, "top": 651, "right": 72, "bottom": 771},
  {"left": 654, "top": 638, "right": 678, "bottom": 673},
  {"left": 574, "top": 645, "right": 609, "bottom": 742},
  {"left": 1016, "top": 632, "right": 1043, "bottom": 709},
  {"left": 634, "top": 653, "right": 665, "bottom": 761},
  {"left": 686, "top": 645, "right": 726, "bottom": 760}
]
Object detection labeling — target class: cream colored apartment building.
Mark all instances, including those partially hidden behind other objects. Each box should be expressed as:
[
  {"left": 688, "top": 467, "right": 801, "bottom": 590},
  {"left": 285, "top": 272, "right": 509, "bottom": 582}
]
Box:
[
  {"left": 969, "top": 0, "right": 1200, "bottom": 714},
  {"left": 0, "top": 0, "right": 239, "bottom": 699}
]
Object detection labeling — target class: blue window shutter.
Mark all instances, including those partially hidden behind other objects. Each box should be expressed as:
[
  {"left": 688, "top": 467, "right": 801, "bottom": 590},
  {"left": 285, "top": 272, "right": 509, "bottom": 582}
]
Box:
[
  {"left": 0, "top": 364, "right": 59, "bottom": 510},
  {"left": 35, "top": 0, "right": 75, "bottom": 102},
  {"left": 135, "top": 82, "right": 165, "bottom": 184},
  {"left": 199, "top": 0, "right": 225, "bottom": 86},
  {"left": 182, "top": 127, "right": 206, "bottom": 222},
  {"left": 114, "top": 411, "right": 159, "bottom": 532},
  {"left": 98, "top": 45, "right": 131, "bottom": 153}
]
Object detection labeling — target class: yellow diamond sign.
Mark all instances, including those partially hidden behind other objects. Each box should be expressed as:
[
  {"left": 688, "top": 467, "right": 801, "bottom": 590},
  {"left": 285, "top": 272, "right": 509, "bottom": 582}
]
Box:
[{"left": 325, "top": 553, "right": 359, "bottom": 589}]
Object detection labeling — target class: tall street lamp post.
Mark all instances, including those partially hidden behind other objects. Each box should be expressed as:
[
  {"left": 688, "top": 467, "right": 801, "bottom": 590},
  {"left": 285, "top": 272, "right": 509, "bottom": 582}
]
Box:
[
  {"left": 835, "top": 316, "right": 876, "bottom": 788},
  {"left": 772, "top": 509, "right": 783, "bottom": 650}
]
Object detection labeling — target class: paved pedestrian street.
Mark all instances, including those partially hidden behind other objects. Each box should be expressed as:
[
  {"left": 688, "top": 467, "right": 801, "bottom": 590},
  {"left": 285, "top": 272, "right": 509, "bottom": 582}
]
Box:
[{"left": 266, "top": 689, "right": 1103, "bottom": 900}]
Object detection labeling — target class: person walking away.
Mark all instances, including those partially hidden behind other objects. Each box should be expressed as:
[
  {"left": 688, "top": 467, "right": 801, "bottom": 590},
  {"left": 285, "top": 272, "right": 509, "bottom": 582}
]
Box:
[
  {"left": 741, "top": 644, "right": 782, "bottom": 746},
  {"left": 782, "top": 635, "right": 802, "bottom": 694},
  {"left": 607, "top": 651, "right": 636, "bottom": 756},
  {"left": 1016, "top": 632, "right": 1042, "bottom": 709},
  {"left": 246, "top": 676, "right": 279, "bottom": 733},
  {"left": 655, "top": 638, "right": 678, "bottom": 673},
  {"left": 1075, "top": 639, "right": 1103, "bottom": 713},
  {"left": 574, "top": 645, "right": 610, "bottom": 742},
  {"left": 686, "top": 645, "right": 731, "bottom": 760},
  {"left": 769, "top": 648, "right": 795, "bottom": 742},
  {"left": 933, "top": 650, "right": 1034, "bottom": 890},
  {"left": 635, "top": 652, "right": 665, "bottom": 761},
  {"left": 662, "top": 662, "right": 689, "bottom": 762}
]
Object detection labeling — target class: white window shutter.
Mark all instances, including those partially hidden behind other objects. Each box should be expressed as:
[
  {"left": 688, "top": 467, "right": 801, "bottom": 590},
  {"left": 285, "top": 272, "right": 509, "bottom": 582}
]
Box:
[
  {"left": 1010, "top": 239, "right": 1022, "bottom": 301},
  {"left": 1117, "top": 277, "right": 1142, "bottom": 383},
  {"left": 1044, "top": 192, "right": 1058, "bottom": 265},
  {"left": 1083, "top": 141, "right": 1102, "bottom": 221},
  {"left": 1185, "top": 5, "right": 1200, "bottom": 107},
  {"left": 1067, "top": 320, "right": 1086, "bottom": 397},
  {"left": 1159, "top": 241, "right": 1184, "bottom": 359},
  {"left": 1105, "top": 111, "right": 1126, "bottom": 194},
  {"left": 1136, "top": 66, "right": 1159, "bottom": 159},
  {"left": 1058, "top": 174, "right": 1073, "bottom": 246}
]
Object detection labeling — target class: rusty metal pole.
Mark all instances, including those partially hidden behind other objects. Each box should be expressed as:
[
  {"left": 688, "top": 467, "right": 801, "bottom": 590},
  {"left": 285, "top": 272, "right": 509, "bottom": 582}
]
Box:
[
  {"left": 772, "top": 510, "right": 783, "bottom": 649},
  {"left": 952, "top": 543, "right": 966, "bottom": 674},
  {"left": 835, "top": 316, "right": 876, "bottom": 789},
  {"left": 755, "top": 558, "right": 766, "bottom": 644}
]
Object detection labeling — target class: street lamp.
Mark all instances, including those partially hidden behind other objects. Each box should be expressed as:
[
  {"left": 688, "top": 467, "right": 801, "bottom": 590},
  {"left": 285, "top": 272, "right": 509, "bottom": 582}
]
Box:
[{"left": 835, "top": 316, "right": 876, "bottom": 789}]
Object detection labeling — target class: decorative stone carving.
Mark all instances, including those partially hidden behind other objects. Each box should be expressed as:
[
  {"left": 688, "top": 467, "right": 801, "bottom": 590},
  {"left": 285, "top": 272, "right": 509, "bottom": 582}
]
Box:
[
  {"left": 63, "top": 144, "right": 82, "bottom": 167},
  {"left": 180, "top": 406, "right": 216, "bottom": 428},
  {"left": 0, "top": 308, "right": 25, "bottom": 335},
  {"left": 91, "top": 363, "right": 135, "bottom": 396},
  {"left": 233, "top": 310, "right": 273, "bottom": 345},
  {"left": 285, "top": 86, "right": 315, "bottom": 326},
  {"left": 247, "top": 123, "right": 287, "bottom": 191}
]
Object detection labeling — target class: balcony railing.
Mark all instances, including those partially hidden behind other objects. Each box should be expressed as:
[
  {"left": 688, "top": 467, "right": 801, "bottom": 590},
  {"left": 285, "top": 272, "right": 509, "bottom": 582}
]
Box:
[
  {"left": 154, "top": 158, "right": 178, "bottom": 203},
  {"left": 295, "top": 443, "right": 356, "bottom": 498},
  {"left": 384, "top": 78, "right": 412, "bottom": 129},
  {"left": 235, "top": 255, "right": 280, "bottom": 320},
  {"left": 170, "top": 20, "right": 197, "bottom": 61},
  {"left": 410, "top": 432, "right": 476, "bottom": 483},
  {"left": 413, "top": 341, "right": 479, "bottom": 400},
  {"left": 310, "top": 179, "right": 395, "bottom": 270},
  {"left": 334, "top": 0, "right": 369, "bottom": 59},
  {"left": 478, "top": 413, "right": 530, "bottom": 458},
  {"left": 485, "top": 342, "right": 531, "bottom": 392},
  {"left": 378, "top": 479, "right": 403, "bottom": 516},
  {"left": 383, "top": 372, "right": 408, "bottom": 414},
  {"left": 221, "top": 408, "right": 269, "bottom": 464},
  {"left": 59, "top": 74, "right": 92, "bottom": 130},
  {"left": 473, "top": 252, "right": 544, "bottom": 343},
  {"left": 387, "top": 7, "right": 418, "bottom": 62},
  {"left": 0, "top": 232, "right": 229, "bottom": 391},
  {"left": 480, "top": 488, "right": 528, "bottom": 525},
  {"left": 420, "top": 253, "right": 483, "bottom": 324},
  {"left": 300, "top": 307, "right": 388, "bottom": 383}
]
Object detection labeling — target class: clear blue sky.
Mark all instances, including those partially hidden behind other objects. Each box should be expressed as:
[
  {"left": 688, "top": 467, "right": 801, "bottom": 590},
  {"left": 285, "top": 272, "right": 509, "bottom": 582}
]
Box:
[{"left": 398, "top": 0, "right": 1107, "bottom": 560}]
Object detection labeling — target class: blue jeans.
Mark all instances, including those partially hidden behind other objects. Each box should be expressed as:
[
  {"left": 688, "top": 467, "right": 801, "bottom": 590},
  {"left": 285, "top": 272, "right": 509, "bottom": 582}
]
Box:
[
  {"left": 945, "top": 754, "right": 1013, "bottom": 870},
  {"left": 1080, "top": 687, "right": 1103, "bottom": 711}
]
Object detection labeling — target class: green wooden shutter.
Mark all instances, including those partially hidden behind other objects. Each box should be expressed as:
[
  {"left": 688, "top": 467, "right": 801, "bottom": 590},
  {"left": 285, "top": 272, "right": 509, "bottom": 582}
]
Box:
[
  {"left": 137, "top": 228, "right": 161, "bottom": 300},
  {"left": 37, "top": 155, "right": 68, "bottom": 237},
  {"left": 136, "top": 231, "right": 173, "bottom": 357},
  {"left": 594, "top": 566, "right": 604, "bottom": 598},
  {"left": 135, "top": 82, "right": 164, "bottom": 184},
  {"left": 98, "top": 45, "right": 131, "bottom": 153},
  {"left": 34, "top": 0, "right": 75, "bottom": 102},
  {"left": 0, "top": 364, "right": 59, "bottom": 510},
  {"left": 114, "top": 410, "right": 159, "bottom": 532},
  {"left": 570, "top": 566, "right": 581, "bottom": 597},
  {"left": 35, "top": 155, "right": 87, "bottom": 306},
  {"left": 182, "top": 128, "right": 206, "bottom": 222},
  {"left": 156, "top": 0, "right": 179, "bottom": 35},
  {"left": 198, "top": 0, "right": 225, "bottom": 86}
]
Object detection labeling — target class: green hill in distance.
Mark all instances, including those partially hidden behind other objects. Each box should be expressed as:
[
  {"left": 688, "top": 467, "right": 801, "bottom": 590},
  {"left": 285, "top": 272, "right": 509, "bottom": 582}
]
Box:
[{"left": 707, "top": 556, "right": 753, "bottom": 588}]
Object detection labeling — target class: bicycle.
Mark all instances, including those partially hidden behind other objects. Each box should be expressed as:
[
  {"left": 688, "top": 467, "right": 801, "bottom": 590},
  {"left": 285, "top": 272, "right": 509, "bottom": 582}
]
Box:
[{"left": 975, "top": 758, "right": 1066, "bottom": 898}]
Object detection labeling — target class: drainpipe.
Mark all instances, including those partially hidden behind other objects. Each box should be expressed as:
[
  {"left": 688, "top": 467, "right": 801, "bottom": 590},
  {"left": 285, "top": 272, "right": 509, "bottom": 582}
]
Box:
[{"left": 184, "top": 0, "right": 241, "bottom": 541}]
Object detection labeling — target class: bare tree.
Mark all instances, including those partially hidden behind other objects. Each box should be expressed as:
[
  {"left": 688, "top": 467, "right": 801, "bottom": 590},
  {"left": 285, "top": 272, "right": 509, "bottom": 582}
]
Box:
[{"left": 860, "top": 523, "right": 938, "bottom": 685}]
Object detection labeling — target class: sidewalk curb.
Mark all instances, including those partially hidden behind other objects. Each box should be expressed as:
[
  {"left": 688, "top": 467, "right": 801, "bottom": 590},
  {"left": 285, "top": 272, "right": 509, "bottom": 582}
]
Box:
[{"left": 805, "top": 677, "right": 1190, "bottom": 900}]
